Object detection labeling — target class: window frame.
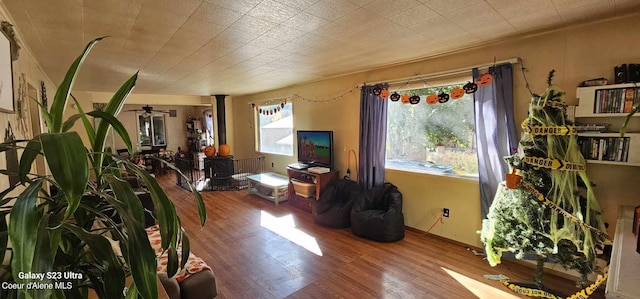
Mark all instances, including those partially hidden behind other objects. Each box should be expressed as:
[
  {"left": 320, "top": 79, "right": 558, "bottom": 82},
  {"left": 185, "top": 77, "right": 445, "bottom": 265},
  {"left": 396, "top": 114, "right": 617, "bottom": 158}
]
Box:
[
  {"left": 137, "top": 112, "right": 167, "bottom": 147},
  {"left": 254, "top": 102, "right": 294, "bottom": 156},
  {"left": 384, "top": 78, "right": 478, "bottom": 179}
]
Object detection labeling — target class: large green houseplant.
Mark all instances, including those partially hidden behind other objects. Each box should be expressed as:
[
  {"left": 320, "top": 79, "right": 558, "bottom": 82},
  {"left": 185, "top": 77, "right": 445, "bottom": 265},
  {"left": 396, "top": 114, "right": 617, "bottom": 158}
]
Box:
[{"left": 0, "top": 37, "right": 206, "bottom": 298}]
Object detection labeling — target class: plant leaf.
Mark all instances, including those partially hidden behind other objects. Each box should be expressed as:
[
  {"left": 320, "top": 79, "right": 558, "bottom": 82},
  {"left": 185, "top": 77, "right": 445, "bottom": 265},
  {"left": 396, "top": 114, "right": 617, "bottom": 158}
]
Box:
[
  {"left": 18, "top": 138, "right": 41, "bottom": 183},
  {"left": 40, "top": 132, "right": 89, "bottom": 220},
  {"left": 9, "top": 180, "right": 43, "bottom": 288},
  {"left": 180, "top": 227, "right": 190, "bottom": 270},
  {"left": 71, "top": 94, "right": 96, "bottom": 146},
  {"left": 105, "top": 175, "right": 157, "bottom": 299},
  {"left": 30, "top": 213, "right": 55, "bottom": 299},
  {"left": 167, "top": 244, "right": 178, "bottom": 277},
  {"left": 61, "top": 113, "right": 84, "bottom": 132},
  {"left": 125, "top": 165, "right": 179, "bottom": 249},
  {"left": 125, "top": 281, "right": 139, "bottom": 299},
  {"left": 88, "top": 109, "right": 133, "bottom": 154},
  {"left": 620, "top": 105, "right": 637, "bottom": 136},
  {"left": 65, "top": 223, "right": 126, "bottom": 299},
  {"left": 93, "top": 72, "right": 137, "bottom": 172},
  {"left": 49, "top": 36, "right": 106, "bottom": 132}
]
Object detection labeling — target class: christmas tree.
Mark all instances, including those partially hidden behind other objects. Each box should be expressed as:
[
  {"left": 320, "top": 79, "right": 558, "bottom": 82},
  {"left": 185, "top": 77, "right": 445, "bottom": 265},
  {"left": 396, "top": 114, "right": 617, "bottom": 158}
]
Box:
[{"left": 480, "top": 71, "right": 608, "bottom": 292}]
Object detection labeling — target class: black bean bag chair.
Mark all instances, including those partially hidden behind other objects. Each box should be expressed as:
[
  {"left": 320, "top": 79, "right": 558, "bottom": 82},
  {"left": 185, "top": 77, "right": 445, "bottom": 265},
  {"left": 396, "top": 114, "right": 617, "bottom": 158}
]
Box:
[
  {"left": 312, "top": 178, "right": 362, "bottom": 228},
  {"left": 351, "top": 182, "right": 405, "bottom": 242}
]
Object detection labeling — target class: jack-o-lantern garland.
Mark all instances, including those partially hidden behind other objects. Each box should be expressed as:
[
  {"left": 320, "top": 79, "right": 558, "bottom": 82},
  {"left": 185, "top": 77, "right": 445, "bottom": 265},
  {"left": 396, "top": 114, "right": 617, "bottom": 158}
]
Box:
[{"left": 380, "top": 72, "right": 493, "bottom": 106}]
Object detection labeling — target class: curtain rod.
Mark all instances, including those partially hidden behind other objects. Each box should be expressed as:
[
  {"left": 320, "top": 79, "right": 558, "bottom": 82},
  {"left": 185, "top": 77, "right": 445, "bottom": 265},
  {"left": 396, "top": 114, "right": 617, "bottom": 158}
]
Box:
[{"left": 367, "top": 57, "right": 521, "bottom": 86}]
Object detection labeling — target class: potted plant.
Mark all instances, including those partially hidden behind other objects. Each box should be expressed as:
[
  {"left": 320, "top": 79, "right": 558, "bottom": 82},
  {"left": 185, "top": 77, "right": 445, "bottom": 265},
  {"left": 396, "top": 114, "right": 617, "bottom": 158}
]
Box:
[{"left": 0, "top": 37, "right": 206, "bottom": 298}]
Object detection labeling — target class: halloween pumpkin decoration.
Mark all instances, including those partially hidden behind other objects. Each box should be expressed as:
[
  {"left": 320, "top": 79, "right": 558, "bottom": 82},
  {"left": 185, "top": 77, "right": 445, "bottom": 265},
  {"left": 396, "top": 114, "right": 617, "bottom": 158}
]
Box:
[
  {"left": 380, "top": 88, "right": 390, "bottom": 99},
  {"left": 438, "top": 92, "right": 450, "bottom": 103},
  {"left": 204, "top": 145, "right": 216, "bottom": 157},
  {"left": 218, "top": 144, "right": 231, "bottom": 157},
  {"left": 401, "top": 93, "right": 410, "bottom": 104},
  {"left": 426, "top": 93, "right": 439, "bottom": 105},
  {"left": 281, "top": 102, "right": 285, "bottom": 108},
  {"left": 277, "top": 106, "right": 281, "bottom": 111},
  {"left": 409, "top": 95, "right": 420, "bottom": 104},
  {"left": 476, "top": 72, "right": 493, "bottom": 86},
  {"left": 373, "top": 86, "right": 382, "bottom": 96},
  {"left": 450, "top": 87, "right": 465, "bottom": 99},
  {"left": 390, "top": 92, "right": 401, "bottom": 101},
  {"left": 463, "top": 81, "right": 478, "bottom": 94},
  {"left": 259, "top": 108, "right": 263, "bottom": 114}
]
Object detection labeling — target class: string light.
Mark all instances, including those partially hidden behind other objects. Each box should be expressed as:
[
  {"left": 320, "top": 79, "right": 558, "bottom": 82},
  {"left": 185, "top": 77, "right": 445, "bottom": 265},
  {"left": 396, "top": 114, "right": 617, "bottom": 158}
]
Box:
[{"left": 248, "top": 59, "right": 530, "bottom": 110}]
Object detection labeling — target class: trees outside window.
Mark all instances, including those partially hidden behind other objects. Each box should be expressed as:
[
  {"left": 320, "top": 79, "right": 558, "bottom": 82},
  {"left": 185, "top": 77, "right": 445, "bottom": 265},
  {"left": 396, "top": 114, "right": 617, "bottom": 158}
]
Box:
[{"left": 385, "top": 83, "right": 478, "bottom": 177}]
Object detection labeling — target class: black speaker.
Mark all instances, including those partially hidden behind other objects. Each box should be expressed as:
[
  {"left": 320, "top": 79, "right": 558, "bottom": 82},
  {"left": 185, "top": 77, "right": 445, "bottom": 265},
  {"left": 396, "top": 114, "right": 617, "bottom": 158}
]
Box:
[
  {"left": 615, "top": 64, "right": 628, "bottom": 84},
  {"left": 629, "top": 64, "right": 640, "bottom": 82}
]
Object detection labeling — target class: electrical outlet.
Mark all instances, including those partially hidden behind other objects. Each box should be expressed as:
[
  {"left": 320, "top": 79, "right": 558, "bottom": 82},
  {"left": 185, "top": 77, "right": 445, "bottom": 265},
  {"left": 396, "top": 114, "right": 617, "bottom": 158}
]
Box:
[{"left": 443, "top": 208, "right": 450, "bottom": 218}]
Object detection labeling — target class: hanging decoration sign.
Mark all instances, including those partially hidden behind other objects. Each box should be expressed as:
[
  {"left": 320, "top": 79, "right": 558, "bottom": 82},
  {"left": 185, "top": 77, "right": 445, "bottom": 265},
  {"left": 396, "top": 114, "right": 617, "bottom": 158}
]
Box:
[
  {"left": 389, "top": 92, "right": 401, "bottom": 101},
  {"left": 476, "top": 73, "right": 493, "bottom": 86},
  {"left": 426, "top": 94, "right": 438, "bottom": 105},
  {"left": 400, "top": 93, "right": 410, "bottom": 104},
  {"left": 409, "top": 95, "right": 420, "bottom": 104},
  {"left": 437, "top": 92, "right": 450, "bottom": 103},
  {"left": 450, "top": 87, "right": 465, "bottom": 99},
  {"left": 521, "top": 119, "right": 577, "bottom": 135},
  {"left": 380, "top": 88, "right": 390, "bottom": 99},
  {"left": 522, "top": 156, "right": 586, "bottom": 171}
]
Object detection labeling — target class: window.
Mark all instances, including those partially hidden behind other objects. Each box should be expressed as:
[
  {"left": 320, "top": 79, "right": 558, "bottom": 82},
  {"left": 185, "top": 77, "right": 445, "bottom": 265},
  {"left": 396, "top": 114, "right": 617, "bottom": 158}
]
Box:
[
  {"left": 385, "top": 82, "right": 478, "bottom": 177},
  {"left": 138, "top": 113, "right": 166, "bottom": 146},
  {"left": 256, "top": 102, "right": 293, "bottom": 155}
]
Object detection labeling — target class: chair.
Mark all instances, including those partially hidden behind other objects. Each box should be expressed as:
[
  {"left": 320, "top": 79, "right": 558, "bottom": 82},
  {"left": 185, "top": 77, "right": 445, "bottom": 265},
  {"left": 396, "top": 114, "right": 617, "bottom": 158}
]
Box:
[
  {"left": 350, "top": 182, "right": 405, "bottom": 242},
  {"left": 312, "top": 178, "right": 362, "bottom": 228},
  {"left": 140, "top": 149, "right": 162, "bottom": 175},
  {"left": 116, "top": 148, "right": 130, "bottom": 158}
]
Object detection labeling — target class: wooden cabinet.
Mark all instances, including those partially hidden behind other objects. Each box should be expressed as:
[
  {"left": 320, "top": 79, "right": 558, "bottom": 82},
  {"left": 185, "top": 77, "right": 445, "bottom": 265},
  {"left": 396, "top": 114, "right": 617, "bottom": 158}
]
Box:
[
  {"left": 287, "top": 168, "right": 338, "bottom": 212},
  {"left": 575, "top": 83, "right": 640, "bottom": 166}
]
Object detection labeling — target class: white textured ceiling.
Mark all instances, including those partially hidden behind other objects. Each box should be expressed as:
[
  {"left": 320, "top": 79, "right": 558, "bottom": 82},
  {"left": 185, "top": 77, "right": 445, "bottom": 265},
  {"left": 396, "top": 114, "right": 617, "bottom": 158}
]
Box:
[{"left": 2, "top": 0, "right": 640, "bottom": 97}]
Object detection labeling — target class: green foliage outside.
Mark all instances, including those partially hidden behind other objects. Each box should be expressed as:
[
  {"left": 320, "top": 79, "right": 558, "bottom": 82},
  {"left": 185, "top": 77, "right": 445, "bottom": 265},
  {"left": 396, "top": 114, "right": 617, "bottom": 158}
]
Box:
[{"left": 386, "top": 84, "right": 478, "bottom": 175}]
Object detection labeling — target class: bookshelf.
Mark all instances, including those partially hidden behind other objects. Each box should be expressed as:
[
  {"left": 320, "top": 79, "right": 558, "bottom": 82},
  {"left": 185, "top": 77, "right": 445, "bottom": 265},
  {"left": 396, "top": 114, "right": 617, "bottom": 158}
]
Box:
[
  {"left": 575, "top": 83, "right": 640, "bottom": 167},
  {"left": 575, "top": 83, "right": 640, "bottom": 117}
]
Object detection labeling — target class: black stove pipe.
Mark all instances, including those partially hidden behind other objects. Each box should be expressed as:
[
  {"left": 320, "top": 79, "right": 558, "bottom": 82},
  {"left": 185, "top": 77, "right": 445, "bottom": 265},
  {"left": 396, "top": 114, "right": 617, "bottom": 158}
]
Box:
[{"left": 214, "top": 94, "right": 227, "bottom": 145}]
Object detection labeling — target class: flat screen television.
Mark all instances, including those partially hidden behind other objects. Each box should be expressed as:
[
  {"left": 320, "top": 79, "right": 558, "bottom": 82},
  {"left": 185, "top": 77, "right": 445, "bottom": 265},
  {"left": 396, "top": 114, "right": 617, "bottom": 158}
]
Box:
[{"left": 297, "top": 130, "right": 334, "bottom": 169}]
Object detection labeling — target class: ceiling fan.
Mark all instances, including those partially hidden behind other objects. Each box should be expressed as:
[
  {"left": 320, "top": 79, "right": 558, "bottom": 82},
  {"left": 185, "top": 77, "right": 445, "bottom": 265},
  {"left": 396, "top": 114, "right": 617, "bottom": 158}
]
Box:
[{"left": 127, "top": 105, "right": 174, "bottom": 116}]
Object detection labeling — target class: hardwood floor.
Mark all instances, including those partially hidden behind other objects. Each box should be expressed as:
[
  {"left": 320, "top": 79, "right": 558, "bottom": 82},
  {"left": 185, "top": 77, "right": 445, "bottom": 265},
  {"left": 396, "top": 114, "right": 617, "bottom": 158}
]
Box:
[{"left": 157, "top": 174, "right": 606, "bottom": 299}]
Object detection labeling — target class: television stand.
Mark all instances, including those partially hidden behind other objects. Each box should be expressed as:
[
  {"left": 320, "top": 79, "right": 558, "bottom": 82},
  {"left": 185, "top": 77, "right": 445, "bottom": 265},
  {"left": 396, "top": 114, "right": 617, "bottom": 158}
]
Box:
[{"left": 287, "top": 167, "right": 338, "bottom": 212}]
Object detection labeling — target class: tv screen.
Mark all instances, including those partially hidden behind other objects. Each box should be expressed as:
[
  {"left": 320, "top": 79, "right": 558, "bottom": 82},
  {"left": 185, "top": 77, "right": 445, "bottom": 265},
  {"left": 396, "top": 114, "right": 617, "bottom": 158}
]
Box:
[{"left": 297, "top": 130, "right": 333, "bottom": 168}]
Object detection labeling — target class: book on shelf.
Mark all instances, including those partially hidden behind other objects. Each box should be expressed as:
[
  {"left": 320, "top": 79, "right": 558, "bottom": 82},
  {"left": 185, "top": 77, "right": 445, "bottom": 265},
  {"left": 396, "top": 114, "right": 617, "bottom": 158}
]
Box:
[
  {"left": 577, "top": 136, "right": 630, "bottom": 162},
  {"left": 575, "top": 123, "right": 609, "bottom": 133},
  {"left": 594, "top": 86, "right": 640, "bottom": 114}
]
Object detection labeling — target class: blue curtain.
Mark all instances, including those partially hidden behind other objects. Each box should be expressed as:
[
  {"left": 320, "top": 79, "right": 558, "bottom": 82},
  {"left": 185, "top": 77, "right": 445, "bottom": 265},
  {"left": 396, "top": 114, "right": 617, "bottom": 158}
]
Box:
[
  {"left": 358, "top": 84, "right": 389, "bottom": 189},
  {"left": 474, "top": 64, "right": 518, "bottom": 219}
]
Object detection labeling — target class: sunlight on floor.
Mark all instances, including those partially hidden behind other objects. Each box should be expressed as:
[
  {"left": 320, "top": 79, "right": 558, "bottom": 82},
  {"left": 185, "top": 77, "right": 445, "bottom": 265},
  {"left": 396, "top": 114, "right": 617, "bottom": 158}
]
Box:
[
  {"left": 441, "top": 267, "right": 520, "bottom": 299},
  {"left": 260, "top": 210, "right": 323, "bottom": 256}
]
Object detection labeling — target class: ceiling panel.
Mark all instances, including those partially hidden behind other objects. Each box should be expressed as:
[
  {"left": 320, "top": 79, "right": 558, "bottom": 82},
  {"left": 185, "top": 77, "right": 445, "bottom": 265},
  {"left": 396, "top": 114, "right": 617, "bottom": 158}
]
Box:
[{"left": 1, "top": 0, "right": 638, "bottom": 97}]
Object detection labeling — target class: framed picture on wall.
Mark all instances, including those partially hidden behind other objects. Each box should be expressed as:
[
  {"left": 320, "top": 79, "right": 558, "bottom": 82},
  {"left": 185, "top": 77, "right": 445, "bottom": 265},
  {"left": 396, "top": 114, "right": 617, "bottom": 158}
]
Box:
[{"left": 0, "top": 29, "right": 14, "bottom": 113}]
